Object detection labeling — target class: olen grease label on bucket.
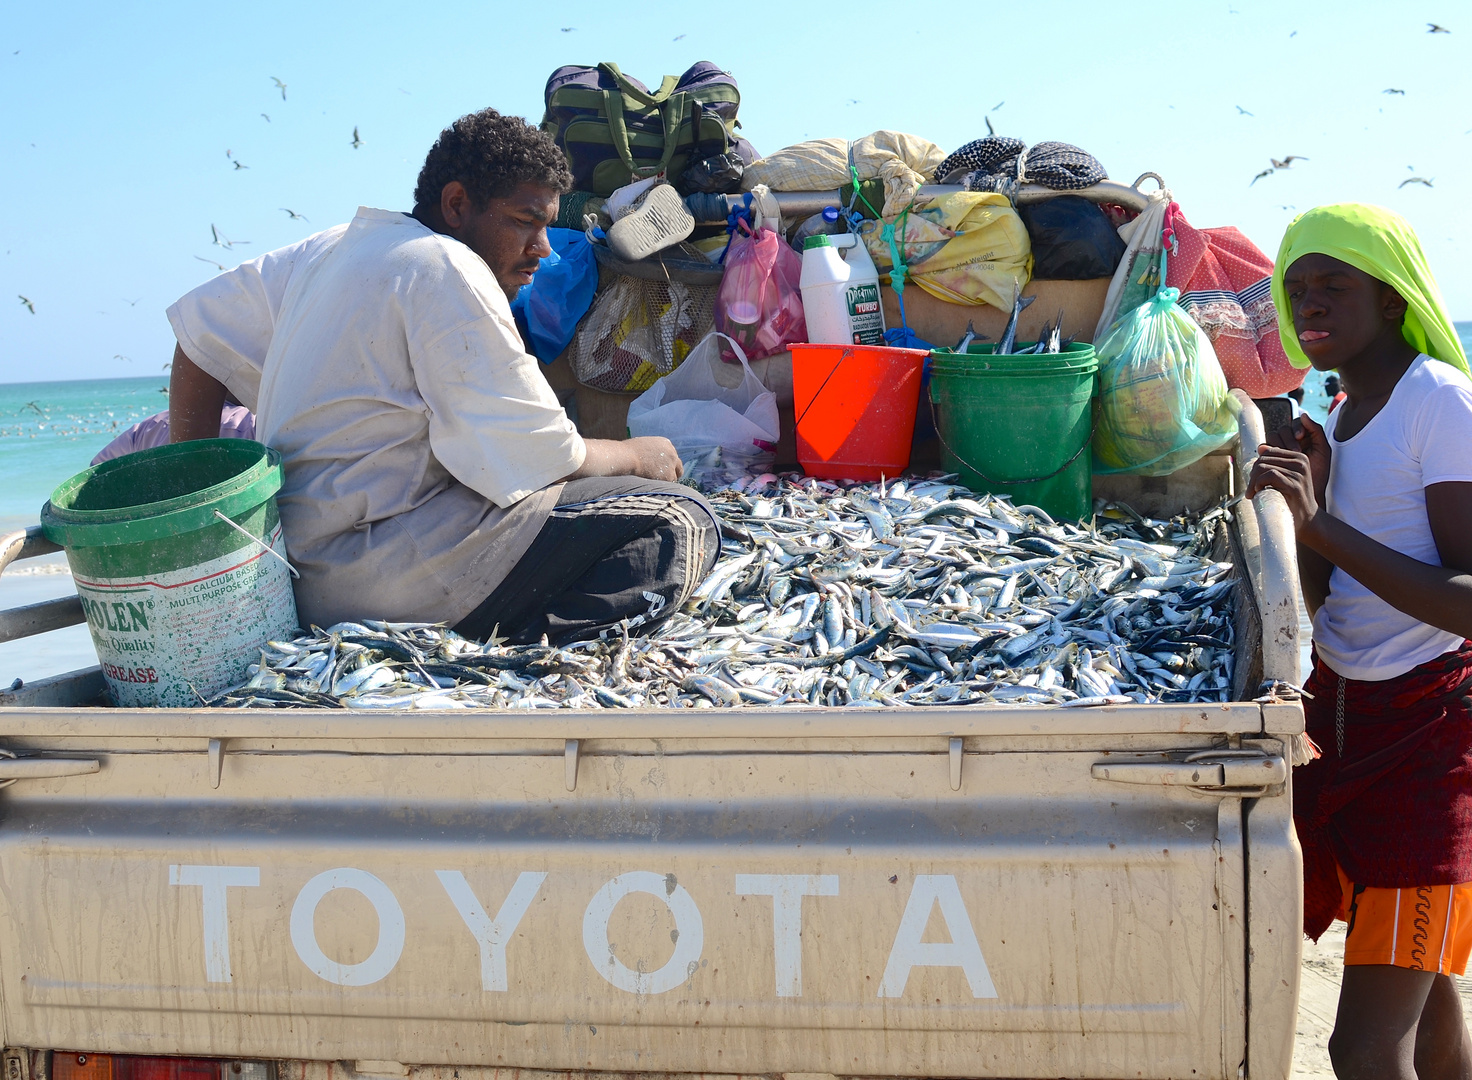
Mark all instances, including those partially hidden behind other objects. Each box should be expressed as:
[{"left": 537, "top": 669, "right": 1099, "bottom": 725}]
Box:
[
  {"left": 845, "top": 283, "right": 884, "bottom": 346},
  {"left": 74, "top": 524, "right": 299, "bottom": 708}
]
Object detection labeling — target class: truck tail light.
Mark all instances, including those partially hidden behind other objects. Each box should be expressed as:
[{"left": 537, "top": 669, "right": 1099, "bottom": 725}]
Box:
[{"left": 51, "top": 1056, "right": 272, "bottom": 1080}]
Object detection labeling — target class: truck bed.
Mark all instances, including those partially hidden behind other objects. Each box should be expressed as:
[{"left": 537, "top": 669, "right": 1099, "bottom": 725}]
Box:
[{"left": 0, "top": 396, "right": 1306, "bottom": 1080}]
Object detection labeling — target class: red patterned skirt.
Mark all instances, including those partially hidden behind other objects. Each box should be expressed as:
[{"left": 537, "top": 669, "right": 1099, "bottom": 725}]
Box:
[{"left": 1296, "top": 642, "right": 1472, "bottom": 941}]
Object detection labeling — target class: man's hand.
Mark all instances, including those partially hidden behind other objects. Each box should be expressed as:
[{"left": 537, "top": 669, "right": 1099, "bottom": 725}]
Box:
[
  {"left": 1267, "top": 412, "right": 1332, "bottom": 506},
  {"left": 1247, "top": 444, "right": 1323, "bottom": 535},
  {"left": 623, "top": 436, "right": 683, "bottom": 481},
  {"left": 566, "top": 437, "right": 684, "bottom": 483}
]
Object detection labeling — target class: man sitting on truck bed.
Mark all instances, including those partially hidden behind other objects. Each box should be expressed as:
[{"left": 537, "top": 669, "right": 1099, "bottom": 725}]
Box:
[{"left": 166, "top": 107, "right": 718, "bottom": 644}]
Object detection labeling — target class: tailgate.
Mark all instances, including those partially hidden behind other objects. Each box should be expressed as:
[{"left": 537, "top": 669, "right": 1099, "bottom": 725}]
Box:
[{"left": 0, "top": 705, "right": 1294, "bottom": 1080}]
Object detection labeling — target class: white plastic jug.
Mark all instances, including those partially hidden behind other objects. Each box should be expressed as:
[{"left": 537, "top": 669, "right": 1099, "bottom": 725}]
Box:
[{"left": 799, "top": 234, "right": 886, "bottom": 346}]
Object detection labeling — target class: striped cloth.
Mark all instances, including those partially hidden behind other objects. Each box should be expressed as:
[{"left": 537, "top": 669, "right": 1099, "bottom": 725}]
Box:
[
  {"left": 1165, "top": 213, "right": 1303, "bottom": 397},
  {"left": 934, "top": 137, "right": 1106, "bottom": 194}
]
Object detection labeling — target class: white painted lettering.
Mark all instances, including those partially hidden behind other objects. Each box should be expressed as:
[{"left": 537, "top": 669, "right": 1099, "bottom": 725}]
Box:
[
  {"left": 168, "top": 864, "right": 260, "bottom": 983},
  {"left": 290, "top": 868, "right": 405, "bottom": 987},
  {"left": 582, "top": 871, "right": 703, "bottom": 995},
  {"left": 878, "top": 875, "right": 996, "bottom": 999},
  {"left": 734, "top": 873, "right": 838, "bottom": 997},
  {"left": 435, "top": 870, "right": 546, "bottom": 992}
]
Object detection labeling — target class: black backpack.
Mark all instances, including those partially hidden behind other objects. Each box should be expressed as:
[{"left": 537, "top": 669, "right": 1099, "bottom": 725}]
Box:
[{"left": 540, "top": 61, "right": 757, "bottom": 196}]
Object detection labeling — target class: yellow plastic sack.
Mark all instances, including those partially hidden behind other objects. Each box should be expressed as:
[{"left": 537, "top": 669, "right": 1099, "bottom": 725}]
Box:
[
  {"left": 859, "top": 192, "right": 1033, "bottom": 310},
  {"left": 741, "top": 131, "right": 944, "bottom": 218},
  {"left": 1092, "top": 286, "right": 1237, "bottom": 475}
]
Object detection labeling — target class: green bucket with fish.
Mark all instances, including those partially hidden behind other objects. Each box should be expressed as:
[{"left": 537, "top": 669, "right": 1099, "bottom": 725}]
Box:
[
  {"left": 927, "top": 342, "right": 1098, "bottom": 521},
  {"left": 40, "top": 439, "right": 299, "bottom": 707}
]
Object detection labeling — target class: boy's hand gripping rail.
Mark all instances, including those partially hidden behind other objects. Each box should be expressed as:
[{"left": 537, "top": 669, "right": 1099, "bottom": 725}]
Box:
[{"left": 1230, "top": 390, "right": 1303, "bottom": 692}]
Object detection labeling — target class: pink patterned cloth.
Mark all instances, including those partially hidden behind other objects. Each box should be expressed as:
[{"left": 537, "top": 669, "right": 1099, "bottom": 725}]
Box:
[
  {"left": 1166, "top": 213, "right": 1304, "bottom": 398},
  {"left": 90, "top": 405, "right": 256, "bottom": 465}
]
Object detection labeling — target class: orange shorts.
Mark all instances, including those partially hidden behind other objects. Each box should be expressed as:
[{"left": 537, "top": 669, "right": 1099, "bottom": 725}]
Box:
[{"left": 1336, "top": 863, "right": 1472, "bottom": 975}]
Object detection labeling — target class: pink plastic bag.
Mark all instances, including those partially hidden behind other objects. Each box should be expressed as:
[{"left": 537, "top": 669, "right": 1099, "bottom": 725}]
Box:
[{"left": 715, "top": 224, "right": 806, "bottom": 360}]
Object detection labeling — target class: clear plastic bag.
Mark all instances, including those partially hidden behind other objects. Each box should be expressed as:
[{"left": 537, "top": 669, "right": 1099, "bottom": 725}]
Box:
[
  {"left": 1093, "top": 187, "right": 1171, "bottom": 340},
  {"left": 626, "top": 331, "right": 780, "bottom": 481},
  {"left": 1092, "top": 286, "right": 1237, "bottom": 476},
  {"left": 714, "top": 224, "right": 806, "bottom": 360}
]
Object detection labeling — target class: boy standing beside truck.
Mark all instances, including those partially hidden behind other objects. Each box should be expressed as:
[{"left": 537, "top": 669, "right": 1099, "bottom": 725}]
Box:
[{"left": 1248, "top": 204, "right": 1472, "bottom": 1080}]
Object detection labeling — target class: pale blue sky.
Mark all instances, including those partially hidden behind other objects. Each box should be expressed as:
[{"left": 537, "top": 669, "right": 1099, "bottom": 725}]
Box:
[{"left": 2, "top": 0, "right": 1469, "bottom": 383}]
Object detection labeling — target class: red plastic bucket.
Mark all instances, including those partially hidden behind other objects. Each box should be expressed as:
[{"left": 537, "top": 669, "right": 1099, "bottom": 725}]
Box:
[{"left": 790, "top": 343, "right": 930, "bottom": 481}]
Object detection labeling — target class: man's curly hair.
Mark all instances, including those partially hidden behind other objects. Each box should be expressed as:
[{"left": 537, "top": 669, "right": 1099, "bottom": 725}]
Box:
[{"left": 413, "top": 108, "right": 572, "bottom": 213}]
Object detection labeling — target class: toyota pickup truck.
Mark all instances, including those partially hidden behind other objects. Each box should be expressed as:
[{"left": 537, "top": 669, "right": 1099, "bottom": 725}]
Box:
[{"left": 0, "top": 391, "right": 1304, "bottom": 1080}]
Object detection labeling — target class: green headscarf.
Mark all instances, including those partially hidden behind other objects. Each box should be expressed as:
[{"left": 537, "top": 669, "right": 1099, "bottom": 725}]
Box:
[{"left": 1271, "top": 202, "right": 1468, "bottom": 376}]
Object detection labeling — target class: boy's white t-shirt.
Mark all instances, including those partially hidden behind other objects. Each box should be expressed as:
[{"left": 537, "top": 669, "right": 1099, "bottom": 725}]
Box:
[
  {"left": 167, "top": 208, "right": 586, "bottom": 629},
  {"left": 1314, "top": 354, "right": 1472, "bottom": 681}
]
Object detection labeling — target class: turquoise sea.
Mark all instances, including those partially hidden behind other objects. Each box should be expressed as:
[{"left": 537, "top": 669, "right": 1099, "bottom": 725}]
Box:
[
  {"left": 3, "top": 326, "right": 1471, "bottom": 685},
  {"left": 0, "top": 376, "right": 170, "bottom": 686},
  {"left": 0, "top": 375, "right": 170, "bottom": 535}
]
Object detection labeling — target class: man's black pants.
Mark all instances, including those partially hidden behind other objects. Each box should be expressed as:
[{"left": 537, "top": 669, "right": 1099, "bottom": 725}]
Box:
[{"left": 454, "top": 477, "right": 720, "bottom": 646}]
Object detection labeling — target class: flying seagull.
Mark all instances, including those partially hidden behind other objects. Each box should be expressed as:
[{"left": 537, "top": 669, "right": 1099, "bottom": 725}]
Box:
[
  {"left": 122, "top": 297, "right": 141, "bottom": 306},
  {"left": 673, "top": 33, "right": 685, "bottom": 40},
  {"left": 1399, "top": 176, "right": 1434, "bottom": 187},
  {"left": 261, "top": 112, "right": 270, "bottom": 122},
  {"left": 17, "top": 295, "right": 34, "bottom": 313},
  {"left": 351, "top": 126, "right": 363, "bottom": 149},
  {"left": 194, "top": 255, "right": 228, "bottom": 271},
  {"left": 1236, "top": 105, "right": 1253, "bottom": 115},
  {"left": 1251, "top": 167, "right": 1275, "bottom": 185},
  {"left": 271, "top": 76, "right": 287, "bottom": 99},
  {"left": 279, "top": 208, "right": 309, "bottom": 221},
  {"left": 1383, "top": 88, "right": 1406, "bottom": 94},
  {"left": 210, "top": 225, "right": 249, "bottom": 249},
  {"left": 1428, "top": 22, "right": 1450, "bottom": 32},
  {"left": 233, "top": 159, "right": 248, "bottom": 170},
  {"left": 991, "top": 100, "right": 1005, "bottom": 112},
  {"left": 1271, "top": 155, "right": 1308, "bottom": 169},
  {"left": 560, "top": 26, "right": 575, "bottom": 32},
  {"left": 20, "top": 401, "right": 43, "bottom": 415},
  {"left": 226, "top": 149, "right": 248, "bottom": 170}
]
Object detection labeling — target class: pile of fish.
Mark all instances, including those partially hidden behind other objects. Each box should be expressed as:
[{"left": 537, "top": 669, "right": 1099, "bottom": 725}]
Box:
[{"left": 209, "top": 472, "right": 1239, "bottom": 710}]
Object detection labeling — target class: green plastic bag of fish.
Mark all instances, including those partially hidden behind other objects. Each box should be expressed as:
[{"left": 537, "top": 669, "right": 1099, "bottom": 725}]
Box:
[{"left": 1092, "top": 286, "right": 1237, "bottom": 476}]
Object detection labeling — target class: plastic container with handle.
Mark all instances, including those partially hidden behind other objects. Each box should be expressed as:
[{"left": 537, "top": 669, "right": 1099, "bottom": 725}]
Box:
[{"left": 799, "top": 234, "right": 886, "bottom": 346}]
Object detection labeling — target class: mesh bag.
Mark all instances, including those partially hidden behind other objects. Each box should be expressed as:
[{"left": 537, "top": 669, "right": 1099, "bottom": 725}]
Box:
[{"left": 568, "top": 244, "right": 723, "bottom": 392}]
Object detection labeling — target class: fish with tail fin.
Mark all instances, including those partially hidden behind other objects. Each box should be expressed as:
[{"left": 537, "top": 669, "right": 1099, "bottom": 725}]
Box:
[
  {"left": 1046, "top": 310, "right": 1064, "bottom": 353},
  {"left": 956, "top": 320, "right": 976, "bottom": 352},
  {"left": 997, "top": 282, "right": 1036, "bottom": 355}
]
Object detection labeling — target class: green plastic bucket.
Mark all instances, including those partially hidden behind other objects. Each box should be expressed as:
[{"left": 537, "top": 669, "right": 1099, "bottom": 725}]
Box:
[
  {"left": 927, "top": 343, "right": 1098, "bottom": 521},
  {"left": 41, "top": 439, "right": 299, "bottom": 707}
]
